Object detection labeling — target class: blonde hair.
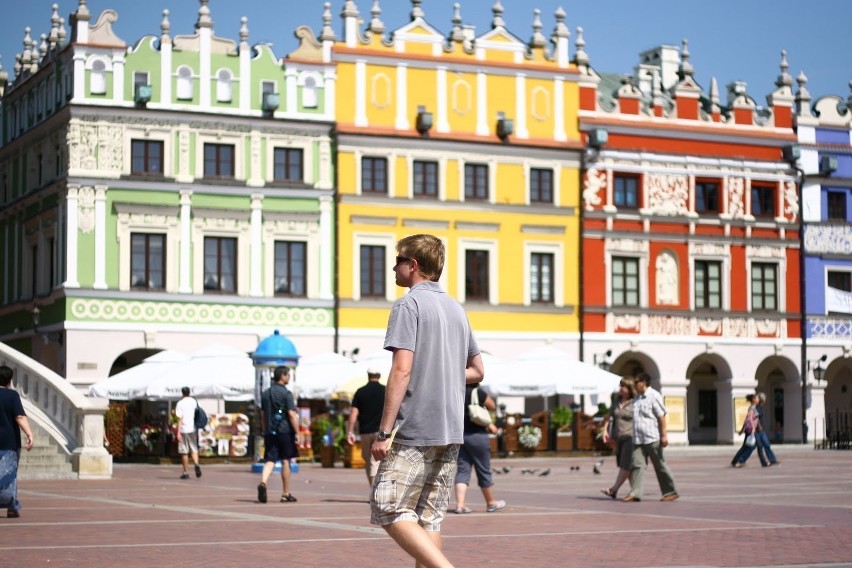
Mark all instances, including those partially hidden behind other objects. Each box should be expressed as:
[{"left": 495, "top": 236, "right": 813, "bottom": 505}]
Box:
[
  {"left": 619, "top": 376, "right": 636, "bottom": 398},
  {"left": 397, "top": 234, "right": 444, "bottom": 282}
]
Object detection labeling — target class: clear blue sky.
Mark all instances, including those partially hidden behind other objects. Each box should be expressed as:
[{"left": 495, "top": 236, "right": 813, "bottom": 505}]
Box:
[{"left": 2, "top": 0, "right": 849, "bottom": 103}]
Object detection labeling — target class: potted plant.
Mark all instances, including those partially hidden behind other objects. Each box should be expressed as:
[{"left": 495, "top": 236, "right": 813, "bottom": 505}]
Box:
[
  {"left": 550, "top": 405, "right": 574, "bottom": 451},
  {"left": 310, "top": 415, "right": 335, "bottom": 467}
]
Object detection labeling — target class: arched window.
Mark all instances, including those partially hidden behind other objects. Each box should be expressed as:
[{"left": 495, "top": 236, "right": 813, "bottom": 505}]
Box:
[
  {"left": 91, "top": 60, "right": 107, "bottom": 95},
  {"left": 177, "top": 66, "right": 193, "bottom": 100},
  {"left": 216, "top": 69, "right": 232, "bottom": 102},
  {"left": 302, "top": 76, "right": 318, "bottom": 108}
]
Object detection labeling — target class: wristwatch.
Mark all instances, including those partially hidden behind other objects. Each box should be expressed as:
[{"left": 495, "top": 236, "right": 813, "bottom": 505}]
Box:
[{"left": 377, "top": 429, "right": 391, "bottom": 441}]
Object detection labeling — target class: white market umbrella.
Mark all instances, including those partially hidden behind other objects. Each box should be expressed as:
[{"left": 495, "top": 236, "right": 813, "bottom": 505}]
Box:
[
  {"left": 293, "top": 351, "right": 358, "bottom": 399},
  {"left": 334, "top": 349, "right": 394, "bottom": 399},
  {"left": 88, "top": 350, "right": 189, "bottom": 400},
  {"left": 137, "top": 344, "right": 255, "bottom": 401}
]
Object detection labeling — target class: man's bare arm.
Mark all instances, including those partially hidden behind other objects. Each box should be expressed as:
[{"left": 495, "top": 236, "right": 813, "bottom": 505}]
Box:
[{"left": 465, "top": 353, "right": 484, "bottom": 385}]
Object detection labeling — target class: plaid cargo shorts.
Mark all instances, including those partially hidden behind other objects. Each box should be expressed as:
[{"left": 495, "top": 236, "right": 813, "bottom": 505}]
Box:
[{"left": 370, "top": 443, "right": 460, "bottom": 532}]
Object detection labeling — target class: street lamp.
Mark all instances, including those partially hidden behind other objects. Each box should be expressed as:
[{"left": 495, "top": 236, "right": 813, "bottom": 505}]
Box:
[
  {"left": 808, "top": 354, "right": 828, "bottom": 383},
  {"left": 593, "top": 349, "right": 613, "bottom": 372}
]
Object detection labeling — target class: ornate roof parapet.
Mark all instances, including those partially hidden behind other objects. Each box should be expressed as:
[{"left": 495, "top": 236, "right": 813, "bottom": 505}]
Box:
[
  {"left": 794, "top": 70, "right": 811, "bottom": 117},
  {"left": 767, "top": 50, "right": 795, "bottom": 128},
  {"left": 71, "top": 0, "right": 92, "bottom": 44},
  {"left": 410, "top": 0, "right": 424, "bottom": 21},
  {"left": 0, "top": 60, "right": 8, "bottom": 98},
  {"left": 160, "top": 9, "right": 172, "bottom": 46},
  {"left": 58, "top": 17, "right": 67, "bottom": 45},
  {"left": 491, "top": 1, "right": 506, "bottom": 29},
  {"left": 847, "top": 80, "right": 852, "bottom": 115},
  {"left": 707, "top": 77, "right": 723, "bottom": 122},
  {"left": 48, "top": 3, "right": 61, "bottom": 53},
  {"left": 572, "top": 25, "right": 588, "bottom": 71},
  {"left": 196, "top": 0, "right": 213, "bottom": 30},
  {"left": 341, "top": 0, "right": 359, "bottom": 48},
  {"left": 672, "top": 39, "right": 701, "bottom": 120},
  {"left": 368, "top": 0, "right": 385, "bottom": 36},
  {"left": 528, "top": 9, "right": 547, "bottom": 52},
  {"left": 448, "top": 2, "right": 465, "bottom": 45},
  {"left": 550, "top": 6, "right": 570, "bottom": 68},
  {"left": 652, "top": 72, "right": 670, "bottom": 118},
  {"left": 319, "top": 2, "right": 336, "bottom": 42},
  {"left": 239, "top": 16, "right": 249, "bottom": 47},
  {"left": 616, "top": 75, "right": 642, "bottom": 115},
  {"left": 727, "top": 81, "right": 758, "bottom": 125}
]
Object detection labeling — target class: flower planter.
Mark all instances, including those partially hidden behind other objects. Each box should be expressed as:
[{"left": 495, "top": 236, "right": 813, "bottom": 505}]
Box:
[{"left": 319, "top": 445, "right": 336, "bottom": 468}]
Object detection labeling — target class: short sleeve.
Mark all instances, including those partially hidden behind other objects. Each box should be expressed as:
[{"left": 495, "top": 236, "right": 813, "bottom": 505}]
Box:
[{"left": 384, "top": 302, "right": 417, "bottom": 352}]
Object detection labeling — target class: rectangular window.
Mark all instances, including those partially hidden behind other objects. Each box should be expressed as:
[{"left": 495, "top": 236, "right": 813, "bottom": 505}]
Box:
[
  {"left": 697, "top": 389, "right": 718, "bottom": 428},
  {"left": 204, "top": 237, "right": 237, "bottom": 293},
  {"left": 273, "top": 148, "right": 303, "bottom": 182},
  {"left": 131, "top": 139, "right": 164, "bottom": 175},
  {"left": 359, "top": 245, "right": 385, "bottom": 297},
  {"left": 361, "top": 157, "right": 388, "bottom": 194},
  {"left": 274, "top": 241, "right": 306, "bottom": 297},
  {"left": 694, "top": 260, "right": 722, "bottom": 309},
  {"left": 203, "top": 143, "right": 235, "bottom": 179},
  {"left": 130, "top": 233, "right": 165, "bottom": 290},
  {"left": 751, "top": 262, "right": 777, "bottom": 311},
  {"left": 827, "top": 271, "right": 851, "bottom": 292},
  {"left": 134, "top": 72, "right": 149, "bottom": 89},
  {"left": 613, "top": 174, "right": 639, "bottom": 209},
  {"left": 465, "top": 250, "right": 489, "bottom": 301},
  {"left": 530, "top": 252, "right": 554, "bottom": 303},
  {"left": 530, "top": 168, "right": 554, "bottom": 203},
  {"left": 464, "top": 164, "right": 489, "bottom": 200},
  {"left": 695, "top": 181, "right": 719, "bottom": 213},
  {"left": 751, "top": 184, "right": 775, "bottom": 217},
  {"left": 612, "top": 256, "right": 640, "bottom": 306},
  {"left": 827, "top": 191, "right": 847, "bottom": 221},
  {"left": 413, "top": 160, "right": 438, "bottom": 198},
  {"left": 261, "top": 80, "right": 276, "bottom": 98}
]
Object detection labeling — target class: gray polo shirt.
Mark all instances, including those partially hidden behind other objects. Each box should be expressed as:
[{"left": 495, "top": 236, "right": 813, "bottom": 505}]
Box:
[{"left": 383, "top": 281, "right": 479, "bottom": 446}]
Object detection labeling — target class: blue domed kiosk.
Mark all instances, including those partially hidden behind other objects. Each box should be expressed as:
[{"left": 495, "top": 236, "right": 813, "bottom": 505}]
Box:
[{"left": 251, "top": 330, "right": 300, "bottom": 473}]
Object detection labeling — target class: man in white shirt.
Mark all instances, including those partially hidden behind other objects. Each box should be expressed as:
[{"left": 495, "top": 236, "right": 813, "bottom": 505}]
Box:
[
  {"left": 623, "top": 373, "right": 678, "bottom": 502},
  {"left": 175, "top": 387, "right": 202, "bottom": 480}
]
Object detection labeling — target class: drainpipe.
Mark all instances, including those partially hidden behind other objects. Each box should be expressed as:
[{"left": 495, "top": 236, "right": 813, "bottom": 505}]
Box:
[{"left": 792, "top": 161, "right": 807, "bottom": 444}]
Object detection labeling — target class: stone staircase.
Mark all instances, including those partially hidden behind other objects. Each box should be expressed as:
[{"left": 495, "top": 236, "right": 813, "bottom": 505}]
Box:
[{"left": 18, "top": 422, "right": 76, "bottom": 480}]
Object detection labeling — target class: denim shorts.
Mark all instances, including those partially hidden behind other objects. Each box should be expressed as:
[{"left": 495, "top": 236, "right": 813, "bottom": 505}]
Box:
[{"left": 370, "top": 443, "right": 459, "bottom": 532}]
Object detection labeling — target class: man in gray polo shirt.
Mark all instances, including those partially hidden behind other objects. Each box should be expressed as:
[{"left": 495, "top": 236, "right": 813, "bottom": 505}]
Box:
[{"left": 370, "top": 234, "right": 484, "bottom": 568}]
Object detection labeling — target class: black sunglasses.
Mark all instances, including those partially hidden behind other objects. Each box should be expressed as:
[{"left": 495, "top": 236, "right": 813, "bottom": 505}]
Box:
[{"left": 394, "top": 255, "right": 413, "bottom": 266}]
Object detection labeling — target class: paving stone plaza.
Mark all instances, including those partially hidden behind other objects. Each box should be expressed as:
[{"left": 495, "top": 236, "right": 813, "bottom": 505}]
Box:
[{"left": 2, "top": 445, "right": 850, "bottom": 567}]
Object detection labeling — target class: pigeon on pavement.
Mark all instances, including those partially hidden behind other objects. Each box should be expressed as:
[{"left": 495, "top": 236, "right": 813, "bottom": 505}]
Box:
[{"left": 538, "top": 468, "right": 551, "bottom": 477}]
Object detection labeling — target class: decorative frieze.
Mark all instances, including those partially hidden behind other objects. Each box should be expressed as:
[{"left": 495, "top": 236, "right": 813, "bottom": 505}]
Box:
[
  {"left": 69, "top": 298, "right": 332, "bottom": 328},
  {"left": 646, "top": 173, "right": 689, "bottom": 216},
  {"left": 606, "top": 313, "right": 787, "bottom": 338},
  {"left": 809, "top": 318, "right": 852, "bottom": 340},
  {"left": 77, "top": 186, "right": 96, "bottom": 234},
  {"left": 804, "top": 225, "right": 852, "bottom": 255},
  {"left": 746, "top": 244, "right": 787, "bottom": 259},
  {"left": 583, "top": 166, "right": 606, "bottom": 210},
  {"left": 606, "top": 238, "right": 649, "bottom": 253},
  {"left": 726, "top": 176, "right": 746, "bottom": 219},
  {"left": 689, "top": 242, "right": 727, "bottom": 256},
  {"left": 782, "top": 180, "right": 798, "bottom": 221}
]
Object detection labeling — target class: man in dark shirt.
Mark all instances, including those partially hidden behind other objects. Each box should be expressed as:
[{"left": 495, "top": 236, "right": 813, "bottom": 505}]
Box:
[
  {"left": 0, "top": 365, "right": 34, "bottom": 518},
  {"left": 257, "top": 366, "right": 299, "bottom": 504},
  {"left": 347, "top": 368, "right": 386, "bottom": 486}
]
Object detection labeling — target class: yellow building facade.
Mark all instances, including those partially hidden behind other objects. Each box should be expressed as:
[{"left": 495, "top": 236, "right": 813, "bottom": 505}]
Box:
[{"left": 329, "top": 1, "right": 585, "bottom": 357}]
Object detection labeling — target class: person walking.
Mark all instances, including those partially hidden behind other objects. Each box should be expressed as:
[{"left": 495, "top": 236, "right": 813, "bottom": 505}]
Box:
[
  {"left": 370, "top": 234, "right": 484, "bottom": 568},
  {"left": 347, "top": 368, "right": 386, "bottom": 487},
  {"left": 258, "top": 366, "right": 299, "bottom": 504},
  {"left": 731, "top": 394, "right": 763, "bottom": 467},
  {"left": 174, "top": 387, "right": 202, "bottom": 480},
  {"left": 623, "top": 373, "right": 679, "bottom": 502},
  {"left": 453, "top": 384, "right": 505, "bottom": 514},
  {"left": 0, "top": 365, "right": 34, "bottom": 518},
  {"left": 755, "top": 392, "right": 779, "bottom": 466},
  {"left": 600, "top": 376, "right": 636, "bottom": 499}
]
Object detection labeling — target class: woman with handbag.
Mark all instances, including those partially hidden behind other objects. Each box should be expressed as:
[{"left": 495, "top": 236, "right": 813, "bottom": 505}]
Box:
[
  {"left": 731, "top": 394, "right": 764, "bottom": 467},
  {"left": 452, "top": 384, "right": 506, "bottom": 514},
  {"left": 600, "top": 376, "right": 636, "bottom": 499}
]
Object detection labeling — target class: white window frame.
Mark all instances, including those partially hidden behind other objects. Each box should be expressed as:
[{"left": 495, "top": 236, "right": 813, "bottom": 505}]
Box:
[
  {"left": 605, "top": 246, "right": 648, "bottom": 309},
  {"left": 196, "top": 133, "right": 244, "bottom": 180},
  {"left": 352, "top": 233, "right": 396, "bottom": 302},
  {"left": 191, "top": 215, "right": 251, "bottom": 295},
  {"left": 825, "top": 266, "right": 852, "bottom": 315},
  {"left": 176, "top": 65, "right": 194, "bottom": 100},
  {"left": 266, "top": 138, "right": 313, "bottom": 185},
  {"left": 689, "top": 253, "right": 730, "bottom": 311},
  {"left": 406, "top": 154, "right": 447, "bottom": 201},
  {"left": 298, "top": 71, "right": 322, "bottom": 109},
  {"left": 523, "top": 241, "right": 563, "bottom": 307},
  {"left": 459, "top": 159, "right": 495, "bottom": 204},
  {"left": 89, "top": 59, "right": 108, "bottom": 95},
  {"left": 456, "top": 238, "right": 498, "bottom": 305},
  {"left": 525, "top": 162, "right": 560, "bottom": 207},
  {"left": 262, "top": 217, "right": 322, "bottom": 299},
  {"left": 125, "top": 126, "right": 172, "bottom": 177}
]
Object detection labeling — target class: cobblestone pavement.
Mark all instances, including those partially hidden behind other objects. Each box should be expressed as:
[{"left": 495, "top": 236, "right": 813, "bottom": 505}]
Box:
[{"left": 1, "top": 445, "right": 850, "bottom": 567}]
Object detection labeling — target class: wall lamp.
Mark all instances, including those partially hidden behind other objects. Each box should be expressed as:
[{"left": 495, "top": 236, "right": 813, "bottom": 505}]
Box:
[
  {"left": 341, "top": 347, "right": 360, "bottom": 360},
  {"left": 416, "top": 106, "right": 433, "bottom": 136},
  {"left": 593, "top": 349, "right": 613, "bottom": 372},
  {"left": 808, "top": 354, "right": 827, "bottom": 383},
  {"left": 588, "top": 128, "right": 608, "bottom": 149},
  {"left": 820, "top": 155, "right": 838, "bottom": 176},
  {"left": 496, "top": 112, "right": 513, "bottom": 141},
  {"left": 31, "top": 305, "right": 63, "bottom": 346}
]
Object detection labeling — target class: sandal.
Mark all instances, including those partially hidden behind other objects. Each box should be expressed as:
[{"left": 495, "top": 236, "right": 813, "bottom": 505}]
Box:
[
  {"left": 601, "top": 488, "right": 617, "bottom": 499},
  {"left": 281, "top": 493, "right": 298, "bottom": 502},
  {"left": 453, "top": 506, "right": 472, "bottom": 514}
]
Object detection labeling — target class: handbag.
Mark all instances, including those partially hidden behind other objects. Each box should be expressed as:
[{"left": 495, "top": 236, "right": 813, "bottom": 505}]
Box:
[
  {"left": 467, "top": 387, "right": 493, "bottom": 427},
  {"left": 745, "top": 433, "right": 756, "bottom": 447}
]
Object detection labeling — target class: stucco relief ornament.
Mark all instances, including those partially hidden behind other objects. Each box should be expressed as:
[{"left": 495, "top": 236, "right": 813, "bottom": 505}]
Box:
[
  {"left": 655, "top": 251, "right": 679, "bottom": 305},
  {"left": 783, "top": 180, "right": 798, "bottom": 221},
  {"left": 77, "top": 186, "right": 96, "bottom": 234},
  {"left": 613, "top": 314, "right": 641, "bottom": 332},
  {"left": 756, "top": 319, "right": 780, "bottom": 337},
  {"left": 583, "top": 167, "right": 606, "bottom": 210},
  {"left": 647, "top": 174, "right": 688, "bottom": 215},
  {"left": 698, "top": 319, "right": 722, "bottom": 334},
  {"left": 727, "top": 177, "right": 745, "bottom": 219}
]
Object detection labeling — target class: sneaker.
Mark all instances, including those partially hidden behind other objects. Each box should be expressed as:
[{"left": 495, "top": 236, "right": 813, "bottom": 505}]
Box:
[
  {"left": 486, "top": 500, "right": 506, "bottom": 512},
  {"left": 257, "top": 483, "right": 268, "bottom": 504},
  {"left": 180, "top": 473, "right": 190, "bottom": 479},
  {"left": 7, "top": 510, "right": 20, "bottom": 518},
  {"left": 195, "top": 464, "right": 202, "bottom": 478}
]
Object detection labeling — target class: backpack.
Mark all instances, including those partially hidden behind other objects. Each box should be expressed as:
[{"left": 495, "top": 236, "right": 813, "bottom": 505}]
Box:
[{"left": 193, "top": 399, "right": 208, "bottom": 430}]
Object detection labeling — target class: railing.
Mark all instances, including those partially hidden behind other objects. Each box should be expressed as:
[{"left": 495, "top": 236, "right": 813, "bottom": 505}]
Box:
[
  {"left": 0, "top": 342, "right": 112, "bottom": 479},
  {"left": 816, "top": 410, "right": 851, "bottom": 450}
]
